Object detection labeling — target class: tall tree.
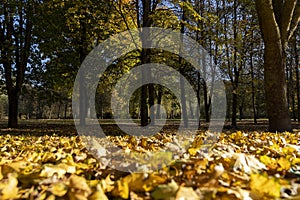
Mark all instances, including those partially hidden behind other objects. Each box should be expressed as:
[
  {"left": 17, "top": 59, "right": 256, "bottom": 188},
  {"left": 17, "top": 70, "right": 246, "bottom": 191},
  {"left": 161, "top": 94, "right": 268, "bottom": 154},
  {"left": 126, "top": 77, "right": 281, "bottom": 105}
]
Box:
[
  {"left": 179, "top": 2, "right": 188, "bottom": 128},
  {"left": 0, "top": 0, "right": 35, "bottom": 128},
  {"left": 293, "top": 30, "right": 300, "bottom": 121},
  {"left": 255, "top": 0, "right": 300, "bottom": 131},
  {"left": 36, "top": 0, "right": 115, "bottom": 123}
]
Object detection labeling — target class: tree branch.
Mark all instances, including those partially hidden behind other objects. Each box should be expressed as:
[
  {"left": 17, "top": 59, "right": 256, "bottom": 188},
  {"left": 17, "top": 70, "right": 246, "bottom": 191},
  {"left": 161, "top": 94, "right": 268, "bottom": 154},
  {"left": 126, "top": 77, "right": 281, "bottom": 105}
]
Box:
[
  {"left": 255, "top": 0, "right": 281, "bottom": 44},
  {"left": 288, "top": 1, "right": 300, "bottom": 41},
  {"left": 281, "top": 0, "right": 297, "bottom": 45}
]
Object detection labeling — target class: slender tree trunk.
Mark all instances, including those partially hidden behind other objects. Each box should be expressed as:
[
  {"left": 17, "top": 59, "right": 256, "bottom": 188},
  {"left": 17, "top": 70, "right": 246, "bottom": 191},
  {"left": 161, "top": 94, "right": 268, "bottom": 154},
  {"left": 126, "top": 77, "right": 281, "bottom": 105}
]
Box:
[
  {"left": 195, "top": 0, "right": 203, "bottom": 129},
  {"left": 295, "top": 35, "right": 300, "bottom": 122},
  {"left": 140, "top": 50, "right": 149, "bottom": 126},
  {"left": 203, "top": 81, "right": 210, "bottom": 122},
  {"left": 180, "top": 72, "right": 188, "bottom": 128},
  {"left": 231, "top": 90, "right": 237, "bottom": 127},
  {"left": 8, "top": 90, "right": 19, "bottom": 128},
  {"left": 57, "top": 103, "right": 61, "bottom": 119},
  {"left": 148, "top": 82, "right": 155, "bottom": 125},
  {"left": 49, "top": 105, "right": 52, "bottom": 119},
  {"left": 223, "top": 0, "right": 232, "bottom": 123},
  {"left": 156, "top": 88, "right": 163, "bottom": 119},
  {"left": 250, "top": 50, "right": 257, "bottom": 124},
  {"left": 286, "top": 63, "right": 290, "bottom": 108},
  {"left": 140, "top": 0, "right": 152, "bottom": 127},
  {"left": 189, "top": 97, "right": 194, "bottom": 119},
  {"left": 179, "top": 5, "right": 188, "bottom": 128},
  {"left": 289, "top": 61, "right": 296, "bottom": 121},
  {"left": 64, "top": 102, "right": 68, "bottom": 119},
  {"left": 79, "top": 10, "right": 88, "bottom": 126},
  {"left": 197, "top": 71, "right": 201, "bottom": 129},
  {"left": 239, "top": 105, "right": 243, "bottom": 120}
]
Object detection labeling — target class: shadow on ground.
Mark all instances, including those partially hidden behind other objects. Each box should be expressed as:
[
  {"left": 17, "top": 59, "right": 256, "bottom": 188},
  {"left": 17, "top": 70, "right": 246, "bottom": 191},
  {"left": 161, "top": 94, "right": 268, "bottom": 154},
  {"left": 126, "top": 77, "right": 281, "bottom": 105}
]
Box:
[{"left": 0, "top": 119, "right": 299, "bottom": 136}]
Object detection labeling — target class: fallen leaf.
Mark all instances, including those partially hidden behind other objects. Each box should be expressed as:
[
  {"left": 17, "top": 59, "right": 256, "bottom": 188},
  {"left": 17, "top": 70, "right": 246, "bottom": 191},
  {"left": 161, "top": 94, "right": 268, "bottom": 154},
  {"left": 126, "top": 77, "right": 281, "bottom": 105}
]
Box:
[
  {"left": 151, "top": 180, "right": 178, "bottom": 200},
  {"left": 250, "top": 173, "right": 281, "bottom": 198},
  {"left": 49, "top": 182, "right": 68, "bottom": 197},
  {"left": 176, "top": 186, "right": 200, "bottom": 200},
  {"left": 40, "top": 163, "right": 76, "bottom": 178},
  {"left": 89, "top": 184, "right": 108, "bottom": 200},
  {"left": 0, "top": 173, "right": 19, "bottom": 199}
]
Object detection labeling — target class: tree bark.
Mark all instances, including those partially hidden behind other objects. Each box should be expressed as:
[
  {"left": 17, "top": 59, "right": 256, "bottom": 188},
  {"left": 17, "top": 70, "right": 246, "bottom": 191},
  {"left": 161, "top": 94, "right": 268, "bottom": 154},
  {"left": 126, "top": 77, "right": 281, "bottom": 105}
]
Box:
[
  {"left": 7, "top": 90, "right": 19, "bottom": 128},
  {"left": 264, "top": 43, "right": 291, "bottom": 131}
]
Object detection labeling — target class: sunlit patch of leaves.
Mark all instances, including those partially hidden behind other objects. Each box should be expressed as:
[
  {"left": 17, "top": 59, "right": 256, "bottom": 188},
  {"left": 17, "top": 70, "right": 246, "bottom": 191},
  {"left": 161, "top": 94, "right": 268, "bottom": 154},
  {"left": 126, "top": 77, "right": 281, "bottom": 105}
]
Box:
[{"left": 0, "top": 130, "right": 299, "bottom": 199}]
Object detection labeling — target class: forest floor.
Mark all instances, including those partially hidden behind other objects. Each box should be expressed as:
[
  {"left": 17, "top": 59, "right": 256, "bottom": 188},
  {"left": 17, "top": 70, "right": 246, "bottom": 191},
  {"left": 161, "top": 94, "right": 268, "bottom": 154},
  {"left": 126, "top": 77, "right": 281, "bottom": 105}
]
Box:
[{"left": 0, "top": 119, "right": 300, "bottom": 199}]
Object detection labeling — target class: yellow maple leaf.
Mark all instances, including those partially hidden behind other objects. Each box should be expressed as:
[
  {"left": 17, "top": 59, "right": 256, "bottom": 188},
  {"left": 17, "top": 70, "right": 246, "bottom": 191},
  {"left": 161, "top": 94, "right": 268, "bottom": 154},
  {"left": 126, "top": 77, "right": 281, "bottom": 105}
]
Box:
[
  {"left": 112, "top": 179, "right": 129, "bottom": 199},
  {"left": 112, "top": 173, "right": 167, "bottom": 199},
  {"left": 0, "top": 173, "right": 19, "bottom": 199},
  {"left": 260, "top": 155, "right": 277, "bottom": 169},
  {"left": 250, "top": 173, "right": 280, "bottom": 198},
  {"left": 89, "top": 185, "right": 108, "bottom": 200},
  {"left": 69, "top": 174, "right": 92, "bottom": 194},
  {"left": 49, "top": 182, "right": 67, "bottom": 197},
  {"left": 277, "top": 157, "right": 291, "bottom": 171},
  {"left": 40, "top": 163, "right": 76, "bottom": 178},
  {"left": 188, "top": 147, "right": 199, "bottom": 156}
]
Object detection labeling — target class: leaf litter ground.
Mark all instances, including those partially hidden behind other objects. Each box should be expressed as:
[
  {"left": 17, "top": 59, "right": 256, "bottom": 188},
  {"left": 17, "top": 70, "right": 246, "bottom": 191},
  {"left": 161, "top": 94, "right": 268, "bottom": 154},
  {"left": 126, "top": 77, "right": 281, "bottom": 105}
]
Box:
[{"left": 0, "top": 120, "right": 300, "bottom": 199}]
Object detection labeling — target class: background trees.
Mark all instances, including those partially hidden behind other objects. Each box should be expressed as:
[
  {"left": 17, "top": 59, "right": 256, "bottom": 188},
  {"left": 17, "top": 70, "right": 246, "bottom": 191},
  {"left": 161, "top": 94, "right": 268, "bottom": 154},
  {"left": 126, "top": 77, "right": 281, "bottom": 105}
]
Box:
[{"left": 0, "top": 0, "right": 299, "bottom": 132}]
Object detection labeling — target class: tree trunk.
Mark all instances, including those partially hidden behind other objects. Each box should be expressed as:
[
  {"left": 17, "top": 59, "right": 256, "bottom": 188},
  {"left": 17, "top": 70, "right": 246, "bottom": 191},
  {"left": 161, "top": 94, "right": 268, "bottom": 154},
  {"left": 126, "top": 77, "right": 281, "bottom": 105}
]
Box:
[
  {"left": 250, "top": 50, "right": 258, "bottom": 124},
  {"left": 203, "top": 81, "right": 210, "bottom": 122},
  {"left": 239, "top": 106, "right": 243, "bottom": 120},
  {"left": 179, "top": 6, "right": 188, "bottom": 128},
  {"left": 289, "top": 61, "right": 296, "bottom": 121},
  {"left": 140, "top": 49, "right": 149, "bottom": 126},
  {"left": 231, "top": 90, "right": 237, "bottom": 127},
  {"left": 255, "top": 0, "right": 299, "bottom": 131},
  {"left": 295, "top": 34, "right": 300, "bottom": 121},
  {"left": 79, "top": 12, "right": 87, "bottom": 126},
  {"left": 264, "top": 45, "right": 292, "bottom": 131},
  {"left": 139, "top": 0, "right": 152, "bottom": 127},
  {"left": 8, "top": 90, "right": 19, "bottom": 128},
  {"left": 180, "top": 72, "right": 188, "bottom": 128},
  {"left": 156, "top": 88, "right": 163, "bottom": 119},
  {"left": 64, "top": 102, "right": 68, "bottom": 119},
  {"left": 197, "top": 71, "right": 201, "bottom": 129},
  {"left": 57, "top": 103, "right": 61, "bottom": 119},
  {"left": 148, "top": 82, "right": 155, "bottom": 125},
  {"left": 189, "top": 97, "right": 194, "bottom": 119},
  {"left": 286, "top": 63, "right": 290, "bottom": 109},
  {"left": 1, "top": 2, "right": 33, "bottom": 128}
]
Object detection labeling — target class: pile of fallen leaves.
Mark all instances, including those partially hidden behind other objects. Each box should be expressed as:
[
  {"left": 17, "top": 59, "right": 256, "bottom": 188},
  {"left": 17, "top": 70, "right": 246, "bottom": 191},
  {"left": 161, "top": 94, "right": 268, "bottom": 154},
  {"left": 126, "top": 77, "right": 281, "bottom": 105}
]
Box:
[{"left": 0, "top": 130, "right": 300, "bottom": 199}]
